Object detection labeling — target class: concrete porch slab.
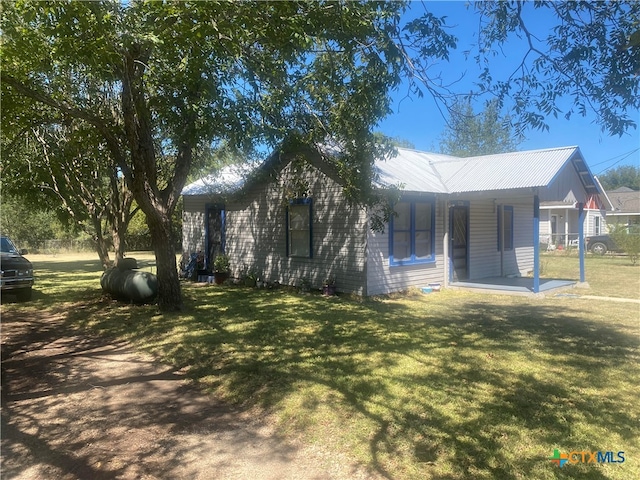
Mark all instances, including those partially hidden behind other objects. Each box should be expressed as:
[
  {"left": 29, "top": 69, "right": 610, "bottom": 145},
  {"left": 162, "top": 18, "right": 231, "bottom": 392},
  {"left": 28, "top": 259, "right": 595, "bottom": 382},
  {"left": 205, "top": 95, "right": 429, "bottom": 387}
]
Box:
[{"left": 449, "top": 277, "right": 576, "bottom": 295}]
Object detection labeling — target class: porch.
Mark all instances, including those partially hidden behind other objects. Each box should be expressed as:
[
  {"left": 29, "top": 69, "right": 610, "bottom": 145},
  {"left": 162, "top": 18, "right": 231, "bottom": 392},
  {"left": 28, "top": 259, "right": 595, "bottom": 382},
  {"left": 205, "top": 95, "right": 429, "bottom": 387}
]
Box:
[{"left": 449, "top": 276, "right": 576, "bottom": 295}]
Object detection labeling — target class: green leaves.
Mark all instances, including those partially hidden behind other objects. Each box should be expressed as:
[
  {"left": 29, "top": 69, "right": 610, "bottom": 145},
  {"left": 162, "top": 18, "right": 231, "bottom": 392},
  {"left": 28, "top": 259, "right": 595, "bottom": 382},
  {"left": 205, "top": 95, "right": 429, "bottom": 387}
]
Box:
[
  {"left": 439, "top": 100, "right": 522, "bottom": 157},
  {"left": 474, "top": 1, "right": 640, "bottom": 137}
]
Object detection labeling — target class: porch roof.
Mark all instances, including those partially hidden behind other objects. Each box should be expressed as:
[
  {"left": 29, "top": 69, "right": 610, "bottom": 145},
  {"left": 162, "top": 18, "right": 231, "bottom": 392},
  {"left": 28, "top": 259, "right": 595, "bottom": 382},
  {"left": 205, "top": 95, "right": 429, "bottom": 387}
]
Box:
[{"left": 379, "top": 145, "right": 600, "bottom": 197}]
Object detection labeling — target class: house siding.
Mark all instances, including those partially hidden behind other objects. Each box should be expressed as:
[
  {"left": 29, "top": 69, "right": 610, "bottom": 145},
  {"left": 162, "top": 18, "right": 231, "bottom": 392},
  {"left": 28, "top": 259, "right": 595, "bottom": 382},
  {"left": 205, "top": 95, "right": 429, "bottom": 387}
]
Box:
[
  {"left": 468, "top": 197, "right": 533, "bottom": 279},
  {"left": 366, "top": 198, "right": 446, "bottom": 295},
  {"left": 540, "top": 161, "right": 589, "bottom": 204},
  {"left": 540, "top": 209, "right": 550, "bottom": 238},
  {"left": 468, "top": 200, "right": 500, "bottom": 279},
  {"left": 223, "top": 162, "right": 368, "bottom": 294},
  {"left": 182, "top": 195, "right": 209, "bottom": 255},
  {"left": 512, "top": 201, "right": 535, "bottom": 277}
]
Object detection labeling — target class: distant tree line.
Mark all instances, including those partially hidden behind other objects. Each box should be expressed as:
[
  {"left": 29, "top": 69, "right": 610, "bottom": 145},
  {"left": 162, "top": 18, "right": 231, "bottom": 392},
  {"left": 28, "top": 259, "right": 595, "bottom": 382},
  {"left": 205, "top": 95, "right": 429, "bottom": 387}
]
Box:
[{"left": 597, "top": 165, "right": 640, "bottom": 191}]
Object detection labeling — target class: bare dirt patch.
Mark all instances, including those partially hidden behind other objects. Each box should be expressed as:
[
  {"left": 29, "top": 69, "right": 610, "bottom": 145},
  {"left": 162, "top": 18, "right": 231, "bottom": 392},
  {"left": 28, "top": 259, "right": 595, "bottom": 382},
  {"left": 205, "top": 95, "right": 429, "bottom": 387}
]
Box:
[{"left": 1, "top": 309, "right": 375, "bottom": 479}]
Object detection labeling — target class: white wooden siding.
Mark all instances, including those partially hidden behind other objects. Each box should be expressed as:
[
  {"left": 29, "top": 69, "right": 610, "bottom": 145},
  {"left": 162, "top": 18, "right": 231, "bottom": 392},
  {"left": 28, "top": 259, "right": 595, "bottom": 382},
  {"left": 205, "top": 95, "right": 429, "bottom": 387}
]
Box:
[
  {"left": 224, "top": 162, "right": 368, "bottom": 294},
  {"left": 585, "top": 209, "right": 605, "bottom": 236},
  {"left": 540, "top": 162, "right": 589, "bottom": 204},
  {"left": 468, "top": 197, "right": 533, "bottom": 280},
  {"left": 366, "top": 199, "right": 446, "bottom": 295},
  {"left": 468, "top": 200, "right": 501, "bottom": 279},
  {"left": 512, "top": 201, "right": 535, "bottom": 277},
  {"left": 182, "top": 195, "right": 208, "bottom": 255},
  {"left": 539, "top": 209, "right": 550, "bottom": 237}
]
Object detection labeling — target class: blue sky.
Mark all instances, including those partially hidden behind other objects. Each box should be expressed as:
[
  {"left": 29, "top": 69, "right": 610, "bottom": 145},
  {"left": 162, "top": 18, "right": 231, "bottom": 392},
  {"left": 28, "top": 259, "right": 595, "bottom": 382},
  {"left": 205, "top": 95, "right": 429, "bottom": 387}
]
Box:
[{"left": 377, "top": 1, "right": 640, "bottom": 175}]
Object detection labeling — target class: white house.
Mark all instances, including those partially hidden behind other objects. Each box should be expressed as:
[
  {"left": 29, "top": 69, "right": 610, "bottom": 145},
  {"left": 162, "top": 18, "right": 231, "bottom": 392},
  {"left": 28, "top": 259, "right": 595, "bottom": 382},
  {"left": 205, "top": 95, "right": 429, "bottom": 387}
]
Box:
[{"left": 182, "top": 144, "right": 601, "bottom": 295}]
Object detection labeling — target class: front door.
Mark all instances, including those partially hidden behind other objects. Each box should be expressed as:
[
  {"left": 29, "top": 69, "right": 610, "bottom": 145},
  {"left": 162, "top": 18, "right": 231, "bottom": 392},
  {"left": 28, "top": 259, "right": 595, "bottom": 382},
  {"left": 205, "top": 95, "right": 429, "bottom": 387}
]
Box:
[
  {"left": 206, "top": 206, "right": 225, "bottom": 270},
  {"left": 450, "top": 205, "right": 469, "bottom": 281}
]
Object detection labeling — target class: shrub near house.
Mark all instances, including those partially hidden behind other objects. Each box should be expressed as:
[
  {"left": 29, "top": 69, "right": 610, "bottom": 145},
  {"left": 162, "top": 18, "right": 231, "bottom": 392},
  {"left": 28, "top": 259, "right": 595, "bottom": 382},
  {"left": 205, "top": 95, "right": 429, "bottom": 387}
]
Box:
[{"left": 608, "top": 224, "right": 640, "bottom": 264}]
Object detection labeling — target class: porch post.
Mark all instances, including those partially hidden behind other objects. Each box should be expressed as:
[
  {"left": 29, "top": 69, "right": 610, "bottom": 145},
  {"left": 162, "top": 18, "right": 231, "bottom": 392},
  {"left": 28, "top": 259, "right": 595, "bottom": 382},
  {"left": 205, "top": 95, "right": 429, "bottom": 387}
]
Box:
[
  {"left": 578, "top": 202, "right": 585, "bottom": 283},
  {"left": 533, "top": 195, "right": 540, "bottom": 293},
  {"left": 443, "top": 200, "right": 450, "bottom": 287},
  {"left": 564, "top": 208, "right": 569, "bottom": 247}
]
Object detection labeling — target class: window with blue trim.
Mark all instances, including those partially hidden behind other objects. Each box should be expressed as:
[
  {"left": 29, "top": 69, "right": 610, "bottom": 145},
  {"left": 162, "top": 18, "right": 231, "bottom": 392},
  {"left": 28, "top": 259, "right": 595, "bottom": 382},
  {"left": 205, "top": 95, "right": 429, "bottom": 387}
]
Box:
[
  {"left": 286, "top": 198, "right": 312, "bottom": 258},
  {"left": 389, "top": 200, "right": 435, "bottom": 266}
]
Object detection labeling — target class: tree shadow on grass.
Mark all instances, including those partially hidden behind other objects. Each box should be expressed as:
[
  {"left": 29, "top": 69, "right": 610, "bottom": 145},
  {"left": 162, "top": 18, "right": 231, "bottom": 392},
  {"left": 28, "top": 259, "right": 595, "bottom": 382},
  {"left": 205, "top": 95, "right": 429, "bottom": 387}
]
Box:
[
  {"left": 1, "top": 306, "right": 311, "bottom": 480},
  {"left": 46, "top": 288, "right": 639, "bottom": 479}
]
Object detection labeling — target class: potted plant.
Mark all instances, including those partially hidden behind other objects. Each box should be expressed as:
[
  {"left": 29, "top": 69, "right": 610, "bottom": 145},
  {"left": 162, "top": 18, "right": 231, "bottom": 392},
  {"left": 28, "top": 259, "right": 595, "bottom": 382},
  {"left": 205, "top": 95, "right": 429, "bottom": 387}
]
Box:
[
  {"left": 213, "top": 254, "right": 230, "bottom": 285},
  {"left": 299, "top": 278, "right": 312, "bottom": 293},
  {"left": 244, "top": 271, "right": 257, "bottom": 287},
  {"left": 322, "top": 277, "right": 336, "bottom": 296}
]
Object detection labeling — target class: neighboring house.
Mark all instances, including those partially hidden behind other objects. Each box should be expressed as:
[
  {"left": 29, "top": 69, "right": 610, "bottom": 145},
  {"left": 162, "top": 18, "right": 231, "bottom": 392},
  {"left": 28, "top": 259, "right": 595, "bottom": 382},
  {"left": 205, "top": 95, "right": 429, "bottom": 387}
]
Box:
[
  {"left": 539, "top": 188, "right": 609, "bottom": 248},
  {"left": 182, "top": 144, "right": 600, "bottom": 295},
  {"left": 602, "top": 187, "right": 640, "bottom": 232}
]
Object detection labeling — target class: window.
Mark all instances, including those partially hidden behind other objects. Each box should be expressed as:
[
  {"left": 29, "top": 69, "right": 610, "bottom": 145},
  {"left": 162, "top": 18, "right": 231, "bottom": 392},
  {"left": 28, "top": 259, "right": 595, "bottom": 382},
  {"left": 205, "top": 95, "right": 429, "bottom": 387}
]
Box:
[
  {"left": 503, "top": 206, "right": 514, "bottom": 250},
  {"left": 594, "top": 216, "right": 601, "bottom": 235},
  {"left": 286, "top": 198, "right": 312, "bottom": 258},
  {"left": 389, "top": 200, "right": 435, "bottom": 266}
]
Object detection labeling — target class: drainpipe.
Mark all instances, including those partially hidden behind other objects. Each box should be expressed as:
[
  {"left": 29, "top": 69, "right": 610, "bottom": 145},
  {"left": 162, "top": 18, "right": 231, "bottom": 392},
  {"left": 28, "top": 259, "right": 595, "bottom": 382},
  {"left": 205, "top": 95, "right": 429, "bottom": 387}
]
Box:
[
  {"left": 578, "top": 202, "right": 585, "bottom": 283},
  {"left": 533, "top": 195, "right": 540, "bottom": 293}
]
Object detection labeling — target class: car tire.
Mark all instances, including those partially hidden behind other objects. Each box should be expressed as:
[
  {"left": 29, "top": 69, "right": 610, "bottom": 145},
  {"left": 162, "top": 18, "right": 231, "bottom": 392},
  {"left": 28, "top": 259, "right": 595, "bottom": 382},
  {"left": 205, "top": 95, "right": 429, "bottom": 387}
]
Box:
[
  {"left": 590, "top": 242, "right": 607, "bottom": 255},
  {"left": 16, "top": 288, "right": 32, "bottom": 302}
]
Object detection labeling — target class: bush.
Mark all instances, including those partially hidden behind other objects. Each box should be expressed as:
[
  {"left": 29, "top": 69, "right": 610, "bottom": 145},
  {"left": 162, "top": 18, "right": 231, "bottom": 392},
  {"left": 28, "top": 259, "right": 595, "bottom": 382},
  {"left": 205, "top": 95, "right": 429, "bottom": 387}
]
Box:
[{"left": 609, "top": 224, "right": 640, "bottom": 265}]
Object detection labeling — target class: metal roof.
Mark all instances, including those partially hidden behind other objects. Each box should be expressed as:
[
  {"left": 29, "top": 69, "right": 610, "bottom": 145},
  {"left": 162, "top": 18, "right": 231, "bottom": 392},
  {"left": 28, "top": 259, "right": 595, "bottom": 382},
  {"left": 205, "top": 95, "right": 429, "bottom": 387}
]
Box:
[
  {"left": 374, "top": 149, "right": 452, "bottom": 193},
  {"left": 181, "top": 163, "right": 258, "bottom": 196},
  {"left": 183, "top": 144, "right": 596, "bottom": 198},
  {"left": 381, "top": 146, "right": 582, "bottom": 194}
]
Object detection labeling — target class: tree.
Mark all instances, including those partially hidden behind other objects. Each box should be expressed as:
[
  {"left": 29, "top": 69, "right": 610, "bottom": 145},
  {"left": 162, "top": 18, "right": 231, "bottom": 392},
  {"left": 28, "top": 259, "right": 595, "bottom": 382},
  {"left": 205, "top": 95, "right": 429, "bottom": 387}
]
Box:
[
  {"left": 3, "top": 1, "right": 639, "bottom": 311},
  {"left": 1, "top": 107, "right": 136, "bottom": 268},
  {"left": 0, "top": 196, "right": 56, "bottom": 251},
  {"left": 597, "top": 165, "right": 640, "bottom": 191},
  {"left": 438, "top": 100, "right": 521, "bottom": 157},
  {"left": 473, "top": 1, "right": 640, "bottom": 137},
  {"left": 1, "top": 1, "right": 431, "bottom": 310}
]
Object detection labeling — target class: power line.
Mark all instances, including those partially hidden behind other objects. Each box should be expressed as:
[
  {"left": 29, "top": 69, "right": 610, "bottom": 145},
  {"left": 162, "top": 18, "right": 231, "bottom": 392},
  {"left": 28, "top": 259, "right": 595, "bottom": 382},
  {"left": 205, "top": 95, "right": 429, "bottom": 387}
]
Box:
[
  {"left": 591, "top": 147, "right": 639, "bottom": 168},
  {"left": 596, "top": 149, "right": 640, "bottom": 175}
]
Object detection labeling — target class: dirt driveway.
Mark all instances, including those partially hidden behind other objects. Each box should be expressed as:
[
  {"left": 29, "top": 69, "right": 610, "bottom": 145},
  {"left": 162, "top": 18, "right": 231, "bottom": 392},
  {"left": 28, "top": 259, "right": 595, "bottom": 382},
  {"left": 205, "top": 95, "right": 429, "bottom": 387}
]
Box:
[{"left": 1, "top": 309, "right": 375, "bottom": 480}]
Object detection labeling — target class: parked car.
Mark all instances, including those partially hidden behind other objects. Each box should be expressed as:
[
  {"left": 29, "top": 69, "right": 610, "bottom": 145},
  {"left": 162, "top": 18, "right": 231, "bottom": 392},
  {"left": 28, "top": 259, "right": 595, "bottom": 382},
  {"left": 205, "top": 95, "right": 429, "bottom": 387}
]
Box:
[
  {"left": 0, "top": 236, "right": 34, "bottom": 301},
  {"left": 585, "top": 234, "right": 618, "bottom": 255}
]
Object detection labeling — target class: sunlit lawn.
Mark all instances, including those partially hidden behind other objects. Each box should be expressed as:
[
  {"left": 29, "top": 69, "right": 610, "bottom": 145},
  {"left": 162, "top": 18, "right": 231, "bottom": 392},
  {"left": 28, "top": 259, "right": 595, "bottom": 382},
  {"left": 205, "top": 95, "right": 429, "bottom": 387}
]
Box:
[
  {"left": 540, "top": 251, "right": 640, "bottom": 298},
  {"left": 3, "top": 252, "right": 639, "bottom": 479}
]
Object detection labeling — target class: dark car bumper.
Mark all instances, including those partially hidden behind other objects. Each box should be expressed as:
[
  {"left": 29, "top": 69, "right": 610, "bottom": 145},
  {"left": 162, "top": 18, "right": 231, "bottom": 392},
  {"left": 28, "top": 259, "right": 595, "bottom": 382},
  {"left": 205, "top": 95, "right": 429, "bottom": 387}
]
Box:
[{"left": 0, "top": 277, "right": 34, "bottom": 291}]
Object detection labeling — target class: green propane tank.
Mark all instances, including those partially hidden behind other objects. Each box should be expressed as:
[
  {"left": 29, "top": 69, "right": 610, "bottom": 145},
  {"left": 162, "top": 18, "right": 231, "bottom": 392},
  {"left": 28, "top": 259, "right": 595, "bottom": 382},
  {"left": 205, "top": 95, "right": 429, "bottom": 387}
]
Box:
[{"left": 101, "top": 265, "right": 158, "bottom": 303}]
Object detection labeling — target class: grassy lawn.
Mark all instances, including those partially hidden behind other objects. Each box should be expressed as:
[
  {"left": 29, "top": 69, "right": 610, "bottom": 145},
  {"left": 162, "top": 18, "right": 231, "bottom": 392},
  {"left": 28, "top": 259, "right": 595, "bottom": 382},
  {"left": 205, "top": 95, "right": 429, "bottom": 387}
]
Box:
[
  {"left": 540, "top": 251, "right": 640, "bottom": 298},
  {"left": 3, "top": 252, "right": 639, "bottom": 479}
]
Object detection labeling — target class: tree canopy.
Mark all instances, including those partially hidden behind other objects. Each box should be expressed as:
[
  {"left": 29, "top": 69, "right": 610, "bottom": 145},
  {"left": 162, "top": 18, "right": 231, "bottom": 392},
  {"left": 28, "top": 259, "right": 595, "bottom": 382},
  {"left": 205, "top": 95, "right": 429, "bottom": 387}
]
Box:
[
  {"left": 2, "top": 1, "right": 437, "bottom": 309},
  {"left": 597, "top": 165, "right": 640, "bottom": 191},
  {"left": 2, "top": 0, "right": 639, "bottom": 310},
  {"left": 473, "top": 1, "right": 640, "bottom": 137},
  {"left": 438, "top": 100, "right": 521, "bottom": 157}
]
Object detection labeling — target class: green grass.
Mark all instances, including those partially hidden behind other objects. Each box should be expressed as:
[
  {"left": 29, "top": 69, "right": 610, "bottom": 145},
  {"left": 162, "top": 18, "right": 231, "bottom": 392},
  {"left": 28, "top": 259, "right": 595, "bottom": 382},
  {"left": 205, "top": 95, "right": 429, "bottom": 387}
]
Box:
[
  {"left": 540, "top": 251, "right": 640, "bottom": 298},
  {"left": 3, "top": 252, "right": 639, "bottom": 479}
]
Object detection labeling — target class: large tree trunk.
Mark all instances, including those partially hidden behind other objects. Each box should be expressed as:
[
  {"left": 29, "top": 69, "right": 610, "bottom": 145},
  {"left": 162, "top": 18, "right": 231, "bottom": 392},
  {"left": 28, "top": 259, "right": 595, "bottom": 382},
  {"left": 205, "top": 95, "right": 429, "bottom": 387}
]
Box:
[
  {"left": 147, "top": 212, "right": 182, "bottom": 311},
  {"left": 121, "top": 45, "right": 190, "bottom": 311}
]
